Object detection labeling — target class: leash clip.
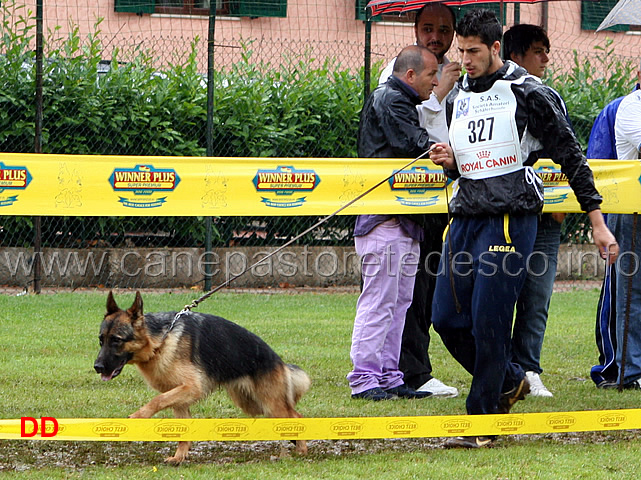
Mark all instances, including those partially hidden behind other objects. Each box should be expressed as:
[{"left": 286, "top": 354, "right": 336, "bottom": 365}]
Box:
[{"left": 162, "top": 303, "right": 196, "bottom": 340}]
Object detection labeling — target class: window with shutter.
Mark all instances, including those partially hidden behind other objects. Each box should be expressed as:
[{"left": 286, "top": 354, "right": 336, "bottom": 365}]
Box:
[
  {"left": 114, "top": 0, "right": 286, "bottom": 18},
  {"left": 581, "top": 0, "right": 628, "bottom": 31},
  {"left": 114, "top": 0, "right": 156, "bottom": 14},
  {"left": 229, "top": 0, "right": 287, "bottom": 17}
]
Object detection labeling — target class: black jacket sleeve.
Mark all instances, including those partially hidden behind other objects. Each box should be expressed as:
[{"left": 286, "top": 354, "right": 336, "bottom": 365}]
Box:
[{"left": 525, "top": 84, "right": 602, "bottom": 213}]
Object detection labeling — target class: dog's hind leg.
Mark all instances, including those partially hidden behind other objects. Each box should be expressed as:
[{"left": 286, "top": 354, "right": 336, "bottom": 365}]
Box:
[
  {"left": 226, "top": 373, "right": 309, "bottom": 456},
  {"left": 255, "top": 373, "right": 308, "bottom": 456},
  {"left": 164, "top": 406, "right": 192, "bottom": 465},
  {"left": 267, "top": 404, "right": 308, "bottom": 456}
]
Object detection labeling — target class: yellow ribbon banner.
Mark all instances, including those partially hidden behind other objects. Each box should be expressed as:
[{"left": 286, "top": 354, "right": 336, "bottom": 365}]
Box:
[
  {"left": 0, "top": 153, "right": 639, "bottom": 216},
  {"left": 0, "top": 409, "right": 638, "bottom": 442}
]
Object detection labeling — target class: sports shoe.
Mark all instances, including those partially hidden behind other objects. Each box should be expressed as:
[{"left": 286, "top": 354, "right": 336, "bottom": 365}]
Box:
[
  {"left": 525, "top": 371, "right": 553, "bottom": 397},
  {"left": 351, "top": 387, "right": 398, "bottom": 401},
  {"left": 417, "top": 378, "right": 459, "bottom": 398},
  {"left": 498, "top": 377, "right": 530, "bottom": 414},
  {"left": 384, "top": 384, "right": 432, "bottom": 399},
  {"left": 625, "top": 379, "right": 641, "bottom": 390},
  {"left": 596, "top": 379, "right": 641, "bottom": 390},
  {"left": 444, "top": 436, "right": 495, "bottom": 449},
  {"left": 596, "top": 380, "right": 618, "bottom": 389},
  {"left": 596, "top": 380, "right": 619, "bottom": 390}
]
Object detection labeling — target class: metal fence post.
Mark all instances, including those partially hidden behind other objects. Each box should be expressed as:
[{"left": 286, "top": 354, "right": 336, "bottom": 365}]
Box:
[
  {"left": 363, "top": 8, "right": 372, "bottom": 102},
  {"left": 204, "top": 0, "right": 217, "bottom": 292},
  {"left": 33, "top": 0, "right": 44, "bottom": 294}
]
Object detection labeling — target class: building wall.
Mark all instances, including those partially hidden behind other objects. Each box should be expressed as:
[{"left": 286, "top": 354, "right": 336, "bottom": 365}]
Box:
[{"left": 31, "top": 0, "right": 639, "bottom": 73}]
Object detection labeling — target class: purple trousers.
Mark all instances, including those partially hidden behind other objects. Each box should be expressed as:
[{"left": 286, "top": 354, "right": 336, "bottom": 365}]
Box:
[{"left": 347, "top": 219, "right": 419, "bottom": 394}]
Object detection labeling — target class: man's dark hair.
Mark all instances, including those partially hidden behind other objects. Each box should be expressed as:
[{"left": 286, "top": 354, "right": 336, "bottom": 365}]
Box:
[
  {"left": 456, "top": 8, "right": 502, "bottom": 47},
  {"left": 393, "top": 45, "right": 434, "bottom": 76},
  {"left": 413, "top": 2, "right": 457, "bottom": 29},
  {"left": 503, "top": 24, "right": 550, "bottom": 60}
]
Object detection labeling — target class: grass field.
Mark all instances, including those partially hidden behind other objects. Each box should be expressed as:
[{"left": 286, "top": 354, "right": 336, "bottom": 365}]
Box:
[{"left": 1, "top": 287, "right": 641, "bottom": 479}]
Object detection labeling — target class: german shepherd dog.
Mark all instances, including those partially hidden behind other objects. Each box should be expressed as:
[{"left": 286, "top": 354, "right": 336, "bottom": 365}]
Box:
[{"left": 94, "top": 291, "right": 311, "bottom": 464}]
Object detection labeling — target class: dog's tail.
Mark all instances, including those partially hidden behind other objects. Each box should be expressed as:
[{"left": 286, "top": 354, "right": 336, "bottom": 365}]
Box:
[{"left": 286, "top": 364, "right": 311, "bottom": 406}]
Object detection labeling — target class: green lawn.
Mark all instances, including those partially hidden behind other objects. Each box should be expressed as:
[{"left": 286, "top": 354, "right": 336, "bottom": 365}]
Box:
[{"left": 1, "top": 288, "right": 640, "bottom": 479}]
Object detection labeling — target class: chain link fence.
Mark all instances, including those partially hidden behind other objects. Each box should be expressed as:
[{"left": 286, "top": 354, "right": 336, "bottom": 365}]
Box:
[{"left": 0, "top": 0, "right": 638, "bottom": 292}]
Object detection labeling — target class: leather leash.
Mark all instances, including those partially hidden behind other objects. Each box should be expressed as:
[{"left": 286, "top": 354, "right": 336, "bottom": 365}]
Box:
[{"left": 163, "top": 145, "right": 440, "bottom": 338}]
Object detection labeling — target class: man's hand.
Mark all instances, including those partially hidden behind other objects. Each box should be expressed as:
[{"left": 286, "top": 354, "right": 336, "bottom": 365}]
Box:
[
  {"left": 433, "top": 62, "right": 461, "bottom": 103},
  {"left": 430, "top": 143, "right": 456, "bottom": 170},
  {"left": 588, "top": 210, "right": 619, "bottom": 265}
]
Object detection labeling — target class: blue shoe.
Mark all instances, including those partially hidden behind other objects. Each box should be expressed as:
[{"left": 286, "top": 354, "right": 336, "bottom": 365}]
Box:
[
  {"left": 351, "top": 387, "right": 398, "bottom": 401},
  {"left": 385, "top": 384, "right": 432, "bottom": 399}
]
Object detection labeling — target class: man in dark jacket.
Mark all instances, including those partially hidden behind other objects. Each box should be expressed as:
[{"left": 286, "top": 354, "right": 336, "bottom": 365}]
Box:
[
  {"left": 347, "top": 45, "right": 439, "bottom": 401},
  {"left": 428, "top": 9, "right": 619, "bottom": 446}
]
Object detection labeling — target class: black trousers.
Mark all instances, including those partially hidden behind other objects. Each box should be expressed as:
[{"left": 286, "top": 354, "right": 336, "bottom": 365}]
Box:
[{"left": 399, "top": 214, "right": 448, "bottom": 389}]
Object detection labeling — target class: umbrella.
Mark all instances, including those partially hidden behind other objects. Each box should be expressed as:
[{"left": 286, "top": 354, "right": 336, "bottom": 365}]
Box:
[
  {"left": 367, "top": 0, "right": 553, "bottom": 17},
  {"left": 596, "top": 0, "right": 641, "bottom": 31}
]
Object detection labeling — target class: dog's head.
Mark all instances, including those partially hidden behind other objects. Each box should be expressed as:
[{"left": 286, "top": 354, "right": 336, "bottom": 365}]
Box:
[{"left": 94, "top": 291, "right": 145, "bottom": 381}]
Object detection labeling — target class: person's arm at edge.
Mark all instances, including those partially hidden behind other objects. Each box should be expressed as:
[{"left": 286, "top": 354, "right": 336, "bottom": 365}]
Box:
[{"left": 588, "top": 209, "right": 619, "bottom": 264}]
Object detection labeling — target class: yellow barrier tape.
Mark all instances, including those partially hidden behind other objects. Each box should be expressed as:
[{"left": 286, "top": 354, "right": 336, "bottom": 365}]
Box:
[
  {"left": 0, "top": 153, "right": 639, "bottom": 216},
  {"left": 1, "top": 409, "right": 637, "bottom": 442}
]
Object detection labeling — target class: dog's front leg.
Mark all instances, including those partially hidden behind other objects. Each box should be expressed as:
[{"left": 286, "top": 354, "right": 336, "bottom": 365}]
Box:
[
  {"left": 129, "top": 383, "right": 202, "bottom": 419},
  {"left": 164, "top": 406, "right": 192, "bottom": 465}
]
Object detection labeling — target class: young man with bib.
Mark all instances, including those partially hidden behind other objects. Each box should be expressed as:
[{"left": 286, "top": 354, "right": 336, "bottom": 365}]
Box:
[{"left": 428, "top": 9, "right": 618, "bottom": 448}]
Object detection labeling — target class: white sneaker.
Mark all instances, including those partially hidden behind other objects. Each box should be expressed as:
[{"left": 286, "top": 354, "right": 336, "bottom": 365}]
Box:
[
  {"left": 416, "top": 378, "right": 459, "bottom": 398},
  {"left": 525, "top": 371, "right": 553, "bottom": 397}
]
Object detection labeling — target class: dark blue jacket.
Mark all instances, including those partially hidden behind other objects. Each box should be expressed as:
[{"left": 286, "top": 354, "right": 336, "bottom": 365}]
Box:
[
  {"left": 587, "top": 97, "right": 625, "bottom": 160},
  {"left": 587, "top": 84, "right": 640, "bottom": 160}
]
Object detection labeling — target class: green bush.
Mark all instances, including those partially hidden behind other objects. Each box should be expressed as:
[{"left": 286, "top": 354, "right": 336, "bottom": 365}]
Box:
[
  {"left": 208, "top": 42, "right": 367, "bottom": 159},
  {"left": 0, "top": 5, "right": 367, "bottom": 159},
  {"left": 0, "top": 17, "right": 208, "bottom": 157},
  {"left": 0, "top": 3, "right": 371, "bottom": 248},
  {"left": 547, "top": 39, "right": 636, "bottom": 151},
  {"left": 546, "top": 40, "right": 635, "bottom": 244},
  {"left": 212, "top": 45, "right": 311, "bottom": 157}
]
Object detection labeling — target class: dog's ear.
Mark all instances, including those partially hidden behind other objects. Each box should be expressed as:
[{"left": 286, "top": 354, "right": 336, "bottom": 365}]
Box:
[
  {"left": 127, "top": 291, "right": 144, "bottom": 320},
  {"left": 106, "top": 290, "right": 120, "bottom": 315}
]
